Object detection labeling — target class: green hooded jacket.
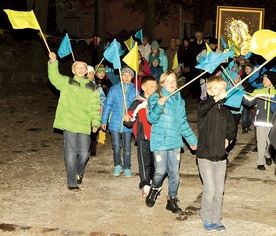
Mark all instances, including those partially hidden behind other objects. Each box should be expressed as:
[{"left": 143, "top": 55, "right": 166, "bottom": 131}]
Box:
[{"left": 48, "top": 61, "right": 100, "bottom": 135}]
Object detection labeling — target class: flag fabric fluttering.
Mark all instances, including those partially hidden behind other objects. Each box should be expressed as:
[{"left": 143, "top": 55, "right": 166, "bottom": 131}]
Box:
[
  {"left": 103, "top": 39, "right": 123, "bottom": 69},
  {"left": 172, "top": 52, "right": 178, "bottom": 70},
  {"left": 244, "top": 51, "right": 252, "bottom": 60},
  {"left": 123, "top": 42, "right": 139, "bottom": 73},
  {"left": 195, "top": 50, "right": 234, "bottom": 74},
  {"left": 250, "top": 29, "right": 276, "bottom": 61},
  {"left": 134, "top": 29, "right": 143, "bottom": 42},
  {"left": 197, "top": 43, "right": 211, "bottom": 64},
  {"left": 124, "top": 36, "right": 134, "bottom": 51},
  {"left": 57, "top": 33, "right": 73, "bottom": 58},
  {"left": 3, "top": 9, "right": 40, "bottom": 30},
  {"left": 228, "top": 38, "right": 240, "bottom": 57},
  {"left": 220, "top": 36, "right": 228, "bottom": 49},
  {"left": 224, "top": 88, "right": 245, "bottom": 109}
]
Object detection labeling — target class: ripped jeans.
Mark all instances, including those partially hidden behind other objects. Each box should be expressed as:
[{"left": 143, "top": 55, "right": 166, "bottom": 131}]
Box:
[{"left": 152, "top": 148, "right": 181, "bottom": 198}]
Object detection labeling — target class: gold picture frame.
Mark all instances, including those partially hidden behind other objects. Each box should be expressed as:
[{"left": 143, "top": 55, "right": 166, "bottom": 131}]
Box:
[{"left": 216, "top": 6, "right": 265, "bottom": 55}]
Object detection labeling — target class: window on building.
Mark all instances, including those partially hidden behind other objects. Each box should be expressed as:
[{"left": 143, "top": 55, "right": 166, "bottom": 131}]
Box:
[{"left": 183, "top": 22, "right": 196, "bottom": 39}]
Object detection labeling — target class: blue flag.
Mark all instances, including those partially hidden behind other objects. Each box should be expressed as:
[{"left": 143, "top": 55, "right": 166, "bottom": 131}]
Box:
[
  {"left": 224, "top": 87, "right": 245, "bottom": 108},
  {"left": 244, "top": 51, "right": 252, "bottom": 59},
  {"left": 220, "top": 36, "right": 228, "bottom": 49},
  {"left": 135, "top": 29, "right": 143, "bottom": 42},
  {"left": 57, "top": 33, "right": 73, "bottom": 58},
  {"left": 195, "top": 50, "right": 234, "bottom": 74},
  {"left": 103, "top": 39, "right": 123, "bottom": 69}
]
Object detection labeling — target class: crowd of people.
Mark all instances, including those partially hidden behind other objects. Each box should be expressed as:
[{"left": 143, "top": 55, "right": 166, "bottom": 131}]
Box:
[{"left": 47, "top": 30, "right": 276, "bottom": 233}]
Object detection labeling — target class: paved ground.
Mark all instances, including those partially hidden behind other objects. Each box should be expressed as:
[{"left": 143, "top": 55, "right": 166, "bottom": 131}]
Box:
[{"left": 0, "top": 82, "right": 275, "bottom": 236}]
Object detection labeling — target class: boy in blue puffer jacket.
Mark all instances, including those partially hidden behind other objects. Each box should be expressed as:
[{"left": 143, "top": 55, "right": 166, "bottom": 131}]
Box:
[
  {"left": 101, "top": 66, "right": 136, "bottom": 177},
  {"left": 146, "top": 70, "right": 197, "bottom": 214}
]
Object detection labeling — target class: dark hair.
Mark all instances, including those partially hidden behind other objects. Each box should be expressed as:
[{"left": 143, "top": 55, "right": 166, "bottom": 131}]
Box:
[
  {"left": 182, "top": 37, "right": 190, "bottom": 43},
  {"left": 141, "top": 75, "right": 156, "bottom": 85}
]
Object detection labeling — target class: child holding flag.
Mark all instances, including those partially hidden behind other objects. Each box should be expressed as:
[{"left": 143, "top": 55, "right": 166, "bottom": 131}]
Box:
[
  {"left": 197, "top": 76, "right": 236, "bottom": 232},
  {"left": 145, "top": 71, "right": 197, "bottom": 213},
  {"left": 101, "top": 66, "right": 136, "bottom": 177},
  {"left": 48, "top": 52, "right": 100, "bottom": 192}
]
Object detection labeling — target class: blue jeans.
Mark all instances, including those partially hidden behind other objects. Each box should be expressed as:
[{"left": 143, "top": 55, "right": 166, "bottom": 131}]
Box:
[
  {"left": 198, "top": 158, "right": 226, "bottom": 224},
  {"left": 63, "top": 130, "right": 90, "bottom": 188},
  {"left": 110, "top": 132, "right": 132, "bottom": 169},
  {"left": 242, "top": 105, "right": 253, "bottom": 130},
  {"left": 152, "top": 148, "right": 181, "bottom": 198}
]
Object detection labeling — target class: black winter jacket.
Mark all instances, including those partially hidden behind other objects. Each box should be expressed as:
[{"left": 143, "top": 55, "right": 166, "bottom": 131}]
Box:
[{"left": 196, "top": 96, "right": 236, "bottom": 161}]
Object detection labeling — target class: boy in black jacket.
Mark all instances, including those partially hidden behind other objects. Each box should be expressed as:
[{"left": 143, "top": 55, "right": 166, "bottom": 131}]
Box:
[
  {"left": 124, "top": 75, "right": 157, "bottom": 198},
  {"left": 197, "top": 76, "right": 236, "bottom": 232}
]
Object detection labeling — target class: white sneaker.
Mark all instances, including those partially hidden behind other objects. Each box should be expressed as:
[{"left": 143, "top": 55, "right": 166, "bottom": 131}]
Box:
[{"left": 141, "top": 185, "right": 151, "bottom": 199}]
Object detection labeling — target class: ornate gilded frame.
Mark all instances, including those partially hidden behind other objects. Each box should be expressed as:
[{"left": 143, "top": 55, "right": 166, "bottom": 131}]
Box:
[{"left": 216, "top": 6, "right": 265, "bottom": 54}]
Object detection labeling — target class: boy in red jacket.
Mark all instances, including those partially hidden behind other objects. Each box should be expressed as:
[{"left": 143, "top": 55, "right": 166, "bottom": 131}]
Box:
[{"left": 124, "top": 75, "right": 157, "bottom": 198}]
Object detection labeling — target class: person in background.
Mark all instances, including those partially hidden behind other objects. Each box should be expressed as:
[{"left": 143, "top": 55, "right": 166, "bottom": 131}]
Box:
[
  {"left": 133, "top": 50, "right": 151, "bottom": 92},
  {"left": 48, "top": 52, "right": 100, "bottom": 192},
  {"left": 242, "top": 71, "right": 276, "bottom": 171},
  {"left": 241, "top": 63, "right": 255, "bottom": 133},
  {"left": 145, "top": 71, "right": 197, "bottom": 214},
  {"left": 149, "top": 55, "right": 163, "bottom": 83},
  {"left": 123, "top": 75, "right": 157, "bottom": 199},
  {"left": 147, "top": 40, "right": 168, "bottom": 72},
  {"left": 188, "top": 31, "right": 206, "bottom": 99},
  {"left": 203, "top": 33, "right": 211, "bottom": 44},
  {"left": 165, "top": 39, "right": 179, "bottom": 70},
  {"left": 94, "top": 64, "right": 113, "bottom": 147},
  {"left": 197, "top": 76, "right": 236, "bottom": 232},
  {"left": 138, "top": 35, "right": 151, "bottom": 59},
  {"left": 101, "top": 66, "right": 136, "bottom": 177}
]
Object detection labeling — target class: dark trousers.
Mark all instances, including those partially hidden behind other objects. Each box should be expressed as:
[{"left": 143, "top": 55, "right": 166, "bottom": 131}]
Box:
[{"left": 137, "top": 140, "right": 154, "bottom": 189}]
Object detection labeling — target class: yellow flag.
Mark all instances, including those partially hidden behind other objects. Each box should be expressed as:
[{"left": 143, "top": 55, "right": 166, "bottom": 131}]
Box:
[
  {"left": 205, "top": 43, "right": 211, "bottom": 55},
  {"left": 228, "top": 39, "right": 240, "bottom": 57},
  {"left": 123, "top": 41, "right": 139, "bottom": 73},
  {"left": 250, "top": 29, "right": 276, "bottom": 61},
  {"left": 3, "top": 9, "right": 40, "bottom": 30},
  {"left": 124, "top": 36, "right": 134, "bottom": 51},
  {"left": 172, "top": 52, "right": 178, "bottom": 70}
]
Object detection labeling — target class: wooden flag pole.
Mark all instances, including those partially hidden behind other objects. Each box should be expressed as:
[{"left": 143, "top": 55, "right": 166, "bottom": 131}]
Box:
[
  {"left": 38, "top": 29, "right": 51, "bottom": 54},
  {"left": 168, "top": 69, "right": 209, "bottom": 98},
  {"left": 226, "top": 60, "right": 270, "bottom": 95},
  {"left": 118, "top": 68, "right": 128, "bottom": 114}
]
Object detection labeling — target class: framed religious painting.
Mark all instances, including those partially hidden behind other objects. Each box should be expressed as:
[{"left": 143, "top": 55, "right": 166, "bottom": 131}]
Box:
[{"left": 216, "top": 6, "right": 265, "bottom": 56}]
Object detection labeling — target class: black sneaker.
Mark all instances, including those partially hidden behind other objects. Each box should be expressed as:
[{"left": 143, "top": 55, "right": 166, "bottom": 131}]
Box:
[
  {"left": 257, "top": 165, "right": 266, "bottom": 171},
  {"left": 146, "top": 187, "right": 162, "bottom": 207},
  {"left": 68, "top": 186, "right": 81, "bottom": 192},
  {"left": 166, "top": 196, "right": 182, "bottom": 213},
  {"left": 242, "top": 129, "right": 248, "bottom": 134},
  {"left": 266, "top": 158, "right": 272, "bottom": 166},
  {"left": 76, "top": 175, "right": 83, "bottom": 184}
]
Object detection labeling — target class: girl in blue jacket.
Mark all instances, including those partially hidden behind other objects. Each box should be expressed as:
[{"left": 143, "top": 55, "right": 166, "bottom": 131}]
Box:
[{"left": 146, "top": 70, "right": 197, "bottom": 213}]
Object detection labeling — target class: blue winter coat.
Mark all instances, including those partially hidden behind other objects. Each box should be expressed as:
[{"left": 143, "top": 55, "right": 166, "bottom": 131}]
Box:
[
  {"left": 147, "top": 48, "right": 168, "bottom": 72},
  {"left": 147, "top": 88, "right": 197, "bottom": 151},
  {"left": 101, "top": 82, "right": 136, "bottom": 132}
]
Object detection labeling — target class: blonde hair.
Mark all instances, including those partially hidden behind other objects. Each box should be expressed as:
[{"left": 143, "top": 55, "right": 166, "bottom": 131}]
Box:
[
  {"left": 206, "top": 76, "right": 226, "bottom": 90},
  {"left": 157, "top": 70, "right": 177, "bottom": 96},
  {"left": 71, "top": 61, "right": 87, "bottom": 70}
]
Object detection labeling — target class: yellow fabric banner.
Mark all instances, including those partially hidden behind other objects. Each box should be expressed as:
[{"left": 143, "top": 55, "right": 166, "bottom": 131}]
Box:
[
  {"left": 250, "top": 29, "right": 276, "bottom": 61},
  {"left": 124, "top": 36, "right": 134, "bottom": 51},
  {"left": 123, "top": 41, "right": 139, "bottom": 73},
  {"left": 3, "top": 9, "right": 40, "bottom": 30},
  {"left": 172, "top": 52, "right": 178, "bottom": 70}
]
